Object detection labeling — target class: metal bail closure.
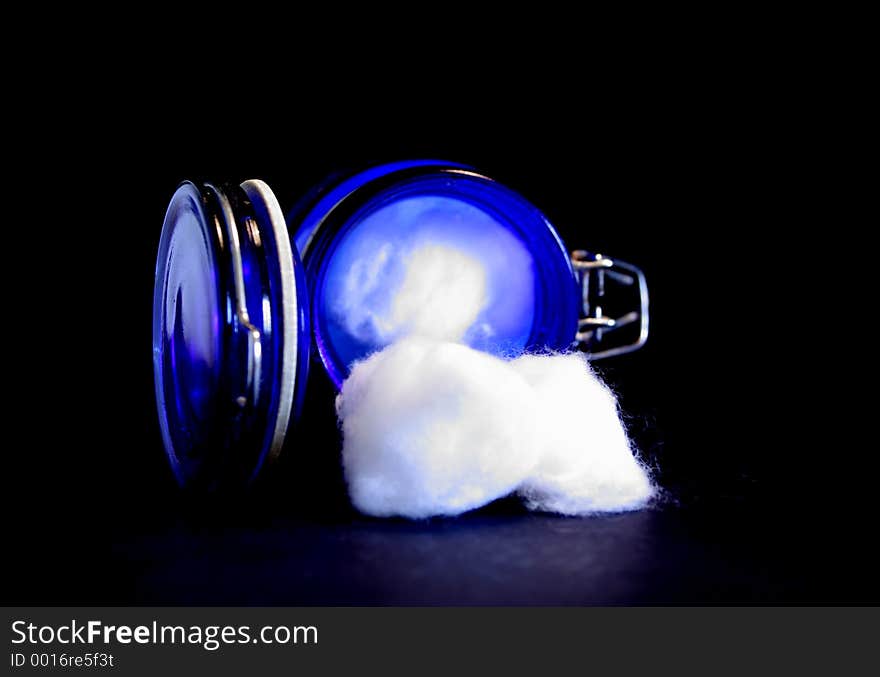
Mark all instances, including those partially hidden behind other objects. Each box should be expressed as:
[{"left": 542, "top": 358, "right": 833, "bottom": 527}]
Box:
[{"left": 571, "top": 250, "right": 649, "bottom": 359}]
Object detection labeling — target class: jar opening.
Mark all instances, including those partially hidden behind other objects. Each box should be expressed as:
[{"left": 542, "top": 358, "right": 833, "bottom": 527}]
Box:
[{"left": 302, "top": 170, "right": 580, "bottom": 388}]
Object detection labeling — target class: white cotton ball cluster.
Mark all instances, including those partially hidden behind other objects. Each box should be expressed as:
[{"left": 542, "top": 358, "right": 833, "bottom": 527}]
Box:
[
  {"left": 336, "top": 339, "right": 655, "bottom": 519},
  {"left": 336, "top": 338, "right": 542, "bottom": 518}
]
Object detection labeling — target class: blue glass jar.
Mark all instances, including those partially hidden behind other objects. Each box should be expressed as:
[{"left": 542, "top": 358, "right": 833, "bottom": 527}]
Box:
[
  {"left": 153, "top": 162, "right": 648, "bottom": 489},
  {"left": 289, "top": 160, "right": 648, "bottom": 388}
]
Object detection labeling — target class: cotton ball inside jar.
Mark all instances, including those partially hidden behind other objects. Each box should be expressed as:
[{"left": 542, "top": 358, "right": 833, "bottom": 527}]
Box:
[{"left": 388, "top": 243, "right": 490, "bottom": 342}]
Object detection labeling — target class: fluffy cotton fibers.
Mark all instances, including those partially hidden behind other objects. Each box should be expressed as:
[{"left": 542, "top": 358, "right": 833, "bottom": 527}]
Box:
[
  {"left": 512, "top": 353, "right": 655, "bottom": 515},
  {"left": 336, "top": 338, "right": 655, "bottom": 518},
  {"left": 337, "top": 338, "right": 542, "bottom": 517},
  {"left": 387, "top": 244, "right": 489, "bottom": 342},
  {"left": 330, "top": 241, "right": 490, "bottom": 345}
]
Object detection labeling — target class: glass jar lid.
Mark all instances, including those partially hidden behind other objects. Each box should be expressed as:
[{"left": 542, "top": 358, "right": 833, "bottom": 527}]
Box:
[{"left": 153, "top": 180, "right": 309, "bottom": 490}]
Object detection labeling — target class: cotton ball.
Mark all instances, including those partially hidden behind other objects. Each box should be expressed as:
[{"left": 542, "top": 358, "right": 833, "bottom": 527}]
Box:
[
  {"left": 512, "top": 352, "right": 655, "bottom": 515},
  {"left": 389, "top": 243, "right": 489, "bottom": 341},
  {"left": 332, "top": 241, "right": 489, "bottom": 345},
  {"left": 337, "top": 337, "right": 542, "bottom": 518},
  {"left": 336, "top": 241, "right": 398, "bottom": 342}
]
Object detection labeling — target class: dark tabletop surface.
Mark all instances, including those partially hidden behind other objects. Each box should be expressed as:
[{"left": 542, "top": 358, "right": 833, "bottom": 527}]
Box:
[
  {"left": 8, "top": 485, "right": 873, "bottom": 606},
  {"left": 102, "top": 508, "right": 808, "bottom": 605}
]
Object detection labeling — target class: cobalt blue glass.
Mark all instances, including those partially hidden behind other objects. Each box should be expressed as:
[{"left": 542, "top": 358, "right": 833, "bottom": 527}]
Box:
[
  {"left": 288, "top": 161, "right": 582, "bottom": 389},
  {"left": 153, "top": 180, "right": 309, "bottom": 490}
]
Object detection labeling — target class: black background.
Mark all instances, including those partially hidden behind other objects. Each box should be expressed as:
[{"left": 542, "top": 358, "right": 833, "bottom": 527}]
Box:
[{"left": 4, "top": 55, "right": 871, "bottom": 605}]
